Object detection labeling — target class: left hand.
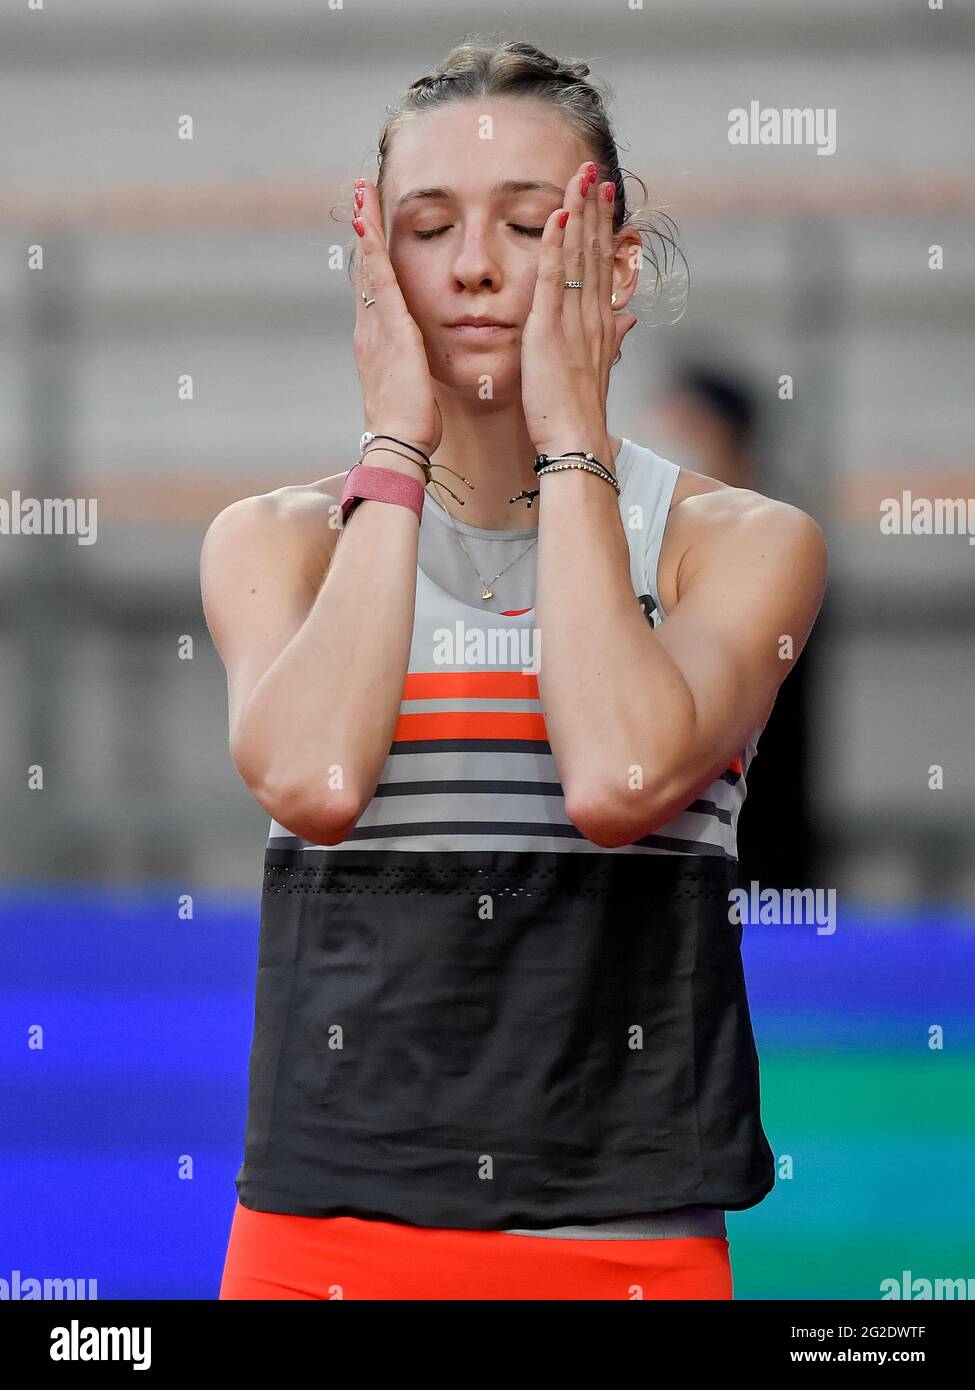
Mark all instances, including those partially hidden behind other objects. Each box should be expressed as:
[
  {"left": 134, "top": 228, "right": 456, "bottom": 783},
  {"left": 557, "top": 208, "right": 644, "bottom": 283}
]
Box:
[{"left": 520, "top": 158, "right": 639, "bottom": 462}]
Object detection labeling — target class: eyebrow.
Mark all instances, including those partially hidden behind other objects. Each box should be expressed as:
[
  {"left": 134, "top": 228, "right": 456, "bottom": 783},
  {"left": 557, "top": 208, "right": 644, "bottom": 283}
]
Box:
[{"left": 393, "top": 179, "right": 566, "bottom": 211}]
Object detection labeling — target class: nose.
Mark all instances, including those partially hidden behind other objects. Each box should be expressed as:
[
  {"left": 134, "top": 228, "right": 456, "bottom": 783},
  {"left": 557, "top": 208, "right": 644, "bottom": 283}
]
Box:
[{"left": 449, "top": 222, "right": 503, "bottom": 291}]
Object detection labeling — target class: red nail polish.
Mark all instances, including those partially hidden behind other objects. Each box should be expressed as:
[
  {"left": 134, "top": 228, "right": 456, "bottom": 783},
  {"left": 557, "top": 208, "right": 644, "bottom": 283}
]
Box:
[
  {"left": 355, "top": 188, "right": 363, "bottom": 208},
  {"left": 579, "top": 176, "right": 589, "bottom": 196},
  {"left": 354, "top": 179, "right": 365, "bottom": 188},
  {"left": 603, "top": 181, "right": 615, "bottom": 202},
  {"left": 558, "top": 209, "right": 570, "bottom": 229},
  {"left": 352, "top": 218, "right": 364, "bottom": 237},
  {"left": 587, "top": 163, "right": 597, "bottom": 181}
]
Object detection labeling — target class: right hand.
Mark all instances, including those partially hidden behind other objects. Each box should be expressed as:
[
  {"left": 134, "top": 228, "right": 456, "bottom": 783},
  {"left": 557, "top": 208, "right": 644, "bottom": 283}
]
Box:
[{"left": 352, "top": 180, "right": 443, "bottom": 460}]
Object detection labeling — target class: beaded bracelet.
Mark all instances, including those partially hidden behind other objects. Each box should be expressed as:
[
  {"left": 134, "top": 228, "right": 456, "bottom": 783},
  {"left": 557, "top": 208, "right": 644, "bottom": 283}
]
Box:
[{"left": 532, "top": 450, "right": 621, "bottom": 495}]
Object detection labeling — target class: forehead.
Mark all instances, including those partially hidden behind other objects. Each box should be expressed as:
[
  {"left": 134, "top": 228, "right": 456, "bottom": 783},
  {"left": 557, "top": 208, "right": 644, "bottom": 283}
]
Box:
[{"left": 384, "top": 96, "right": 590, "bottom": 201}]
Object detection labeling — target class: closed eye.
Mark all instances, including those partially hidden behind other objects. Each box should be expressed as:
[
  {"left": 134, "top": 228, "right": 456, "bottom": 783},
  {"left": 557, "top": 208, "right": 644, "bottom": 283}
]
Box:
[{"left": 415, "top": 224, "right": 545, "bottom": 241}]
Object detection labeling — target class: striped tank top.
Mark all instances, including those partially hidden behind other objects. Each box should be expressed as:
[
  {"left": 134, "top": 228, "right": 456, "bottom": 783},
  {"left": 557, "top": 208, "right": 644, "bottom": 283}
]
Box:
[{"left": 235, "top": 438, "right": 775, "bottom": 1236}]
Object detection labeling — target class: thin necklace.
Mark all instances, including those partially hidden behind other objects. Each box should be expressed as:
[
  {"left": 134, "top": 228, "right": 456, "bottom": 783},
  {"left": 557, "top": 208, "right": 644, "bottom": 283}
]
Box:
[{"left": 427, "top": 479, "right": 538, "bottom": 602}]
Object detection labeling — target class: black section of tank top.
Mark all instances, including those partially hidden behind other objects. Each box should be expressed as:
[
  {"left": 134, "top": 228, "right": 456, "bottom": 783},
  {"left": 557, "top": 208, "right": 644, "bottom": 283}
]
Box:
[{"left": 235, "top": 848, "right": 775, "bottom": 1228}]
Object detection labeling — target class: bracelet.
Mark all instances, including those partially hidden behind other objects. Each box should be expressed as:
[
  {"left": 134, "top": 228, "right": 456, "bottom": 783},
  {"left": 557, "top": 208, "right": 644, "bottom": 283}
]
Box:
[
  {"left": 536, "top": 459, "right": 620, "bottom": 491},
  {"left": 358, "top": 431, "right": 473, "bottom": 505},
  {"left": 360, "top": 444, "right": 431, "bottom": 479},
  {"left": 359, "top": 432, "right": 431, "bottom": 466},
  {"left": 339, "top": 462, "right": 425, "bottom": 527},
  {"left": 533, "top": 450, "right": 621, "bottom": 495}
]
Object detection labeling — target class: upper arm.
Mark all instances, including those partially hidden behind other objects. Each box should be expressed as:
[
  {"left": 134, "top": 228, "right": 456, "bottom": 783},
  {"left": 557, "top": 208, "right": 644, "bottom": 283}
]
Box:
[
  {"left": 200, "top": 490, "right": 340, "bottom": 753},
  {"left": 652, "top": 493, "right": 828, "bottom": 795}
]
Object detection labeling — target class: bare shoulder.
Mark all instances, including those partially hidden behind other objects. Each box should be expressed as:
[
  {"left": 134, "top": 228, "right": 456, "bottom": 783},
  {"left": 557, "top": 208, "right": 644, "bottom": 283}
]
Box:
[
  {"left": 677, "top": 474, "right": 826, "bottom": 562},
  {"left": 657, "top": 470, "right": 827, "bottom": 737},
  {"left": 658, "top": 468, "right": 827, "bottom": 611},
  {"left": 201, "top": 476, "right": 347, "bottom": 587}
]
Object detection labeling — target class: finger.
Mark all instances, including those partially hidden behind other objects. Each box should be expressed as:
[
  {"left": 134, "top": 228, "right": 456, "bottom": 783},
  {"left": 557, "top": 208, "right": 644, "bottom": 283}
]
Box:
[
  {"left": 597, "top": 179, "right": 617, "bottom": 347},
  {"left": 580, "top": 165, "right": 604, "bottom": 351},
  {"left": 351, "top": 182, "right": 375, "bottom": 322},
  {"left": 352, "top": 180, "right": 410, "bottom": 328},
  {"left": 560, "top": 159, "right": 594, "bottom": 342},
  {"left": 351, "top": 180, "right": 369, "bottom": 296},
  {"left": 531, "top": 203, "right": 571, "bottom": 332}
]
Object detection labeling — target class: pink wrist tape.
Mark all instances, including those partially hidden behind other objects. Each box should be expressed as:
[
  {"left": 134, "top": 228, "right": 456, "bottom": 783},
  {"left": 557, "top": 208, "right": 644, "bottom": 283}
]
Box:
[{"left": 339, "top": 463, "right": 425, "bottom": 528}]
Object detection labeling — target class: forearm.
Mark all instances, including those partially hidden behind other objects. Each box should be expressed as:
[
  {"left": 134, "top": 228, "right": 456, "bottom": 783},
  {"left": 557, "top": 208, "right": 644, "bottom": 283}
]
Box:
[
  {"left": 535, "top": 456, "right": 698, "bottom": 836},
  {"left": 233, "top": 467, "right": 420, "bottom": 839}
]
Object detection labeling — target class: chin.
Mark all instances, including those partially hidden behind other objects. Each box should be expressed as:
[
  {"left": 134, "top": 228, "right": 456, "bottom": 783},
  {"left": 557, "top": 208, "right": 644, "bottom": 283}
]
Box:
[{"left": 434, "top": 352, "right": 522, "bottom": 395}]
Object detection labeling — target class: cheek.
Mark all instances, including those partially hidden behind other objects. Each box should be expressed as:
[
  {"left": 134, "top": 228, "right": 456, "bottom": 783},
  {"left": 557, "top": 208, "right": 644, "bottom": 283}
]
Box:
[
  {"left": 513, "top": 258, "right": 542, "bottom": 308},
  {"left": 388, "top": 247, "right": 433, "bottom": 315}
]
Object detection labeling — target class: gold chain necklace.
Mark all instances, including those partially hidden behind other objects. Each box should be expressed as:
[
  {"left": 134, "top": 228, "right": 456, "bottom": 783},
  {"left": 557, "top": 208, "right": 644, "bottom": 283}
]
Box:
[{"left": 426, "top": 479, "right": 538, "bottom": 601}]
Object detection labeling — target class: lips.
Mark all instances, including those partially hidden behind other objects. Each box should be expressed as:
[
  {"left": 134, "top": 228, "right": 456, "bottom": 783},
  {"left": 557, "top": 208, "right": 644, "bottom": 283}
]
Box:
[{"left": 445, "top": 319, "right": 514, "bottom": 339}]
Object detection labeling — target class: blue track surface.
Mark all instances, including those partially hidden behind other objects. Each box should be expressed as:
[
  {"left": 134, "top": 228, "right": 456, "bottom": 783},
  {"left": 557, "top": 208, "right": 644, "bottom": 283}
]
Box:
[{"left": 1, "top": 884, "right": 972, "bottom": 1299}]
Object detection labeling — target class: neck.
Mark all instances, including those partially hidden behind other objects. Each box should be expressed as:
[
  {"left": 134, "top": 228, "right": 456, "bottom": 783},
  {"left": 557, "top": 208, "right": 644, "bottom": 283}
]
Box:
[{"left": 427, "top": 397, "right": 623, "bottom": 530}]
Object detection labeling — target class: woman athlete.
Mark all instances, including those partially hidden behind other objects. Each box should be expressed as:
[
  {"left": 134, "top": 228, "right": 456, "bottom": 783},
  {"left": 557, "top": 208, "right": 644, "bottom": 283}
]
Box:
[{"left": 205, "top": 40, "right": 827, "bottom": 1300}]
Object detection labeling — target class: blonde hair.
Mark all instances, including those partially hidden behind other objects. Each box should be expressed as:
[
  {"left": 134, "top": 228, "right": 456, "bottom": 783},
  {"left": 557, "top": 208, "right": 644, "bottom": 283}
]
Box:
[{"left": 340, "top": 36, "right": 688, "bottom": 328}]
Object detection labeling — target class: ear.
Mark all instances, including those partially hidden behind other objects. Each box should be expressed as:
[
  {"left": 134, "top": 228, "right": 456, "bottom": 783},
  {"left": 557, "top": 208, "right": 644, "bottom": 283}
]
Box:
[{"left": 610, "top": 228, "right": 645, "bottom": 313}]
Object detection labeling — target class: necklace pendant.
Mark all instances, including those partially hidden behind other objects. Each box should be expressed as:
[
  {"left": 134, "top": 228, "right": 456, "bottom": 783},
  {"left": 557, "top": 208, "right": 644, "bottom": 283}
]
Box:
[{"left": 481, "top": 586, "right": 494, "bottom": 601}]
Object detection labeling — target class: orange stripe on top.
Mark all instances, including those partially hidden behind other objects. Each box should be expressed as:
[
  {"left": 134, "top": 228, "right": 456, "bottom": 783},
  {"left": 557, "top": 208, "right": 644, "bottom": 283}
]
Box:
[
  {"left": 403, "top": 671, "right": 540, "bottom": 701},
  {"left": 394, "top": 711, "right": 549, "bottom": 742},
  {"left": 399, "top": 671, "right": 745, "bottom": 774}
]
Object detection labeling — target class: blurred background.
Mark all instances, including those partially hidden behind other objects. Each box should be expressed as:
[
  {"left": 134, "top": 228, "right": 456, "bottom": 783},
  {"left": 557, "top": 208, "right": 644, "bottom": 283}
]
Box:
[{"left": 0, "top": 0, "right": 972, "bottom": 1300}]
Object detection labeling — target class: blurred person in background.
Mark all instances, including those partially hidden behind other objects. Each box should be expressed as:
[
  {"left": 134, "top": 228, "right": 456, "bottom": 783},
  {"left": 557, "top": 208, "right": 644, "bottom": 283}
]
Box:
[{"left": 653, "top": 364, "right": 819, "bottom": 891}]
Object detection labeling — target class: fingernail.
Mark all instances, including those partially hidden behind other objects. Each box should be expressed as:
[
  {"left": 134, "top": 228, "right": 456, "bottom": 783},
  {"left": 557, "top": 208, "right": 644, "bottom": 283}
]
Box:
[
  {"left": 354, "top": 179, "right": 365, "bottom": 188},
  {"left": 603, "top": 181, "right": 615, "bottom": 202},
  {"left": 587, "top": 163, "right": 597, "bottom": 181},
  {"left": 355, "top": 188, "right": 363, "bottom": 208},
  {"left": 558, "top": 209, "right": 570, "bottom": 229},
  {"left": 579, "top": 176, "right": 589, "bottom": 196},
  {"left": 352, "top": 218, "right": 364, "bottom": 237}
]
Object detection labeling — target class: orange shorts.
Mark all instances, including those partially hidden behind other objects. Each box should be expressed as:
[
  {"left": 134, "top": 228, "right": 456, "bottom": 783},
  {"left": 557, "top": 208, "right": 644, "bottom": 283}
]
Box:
[{"left": 218, "top": 1199, "right": 733, "bottom": 1300}]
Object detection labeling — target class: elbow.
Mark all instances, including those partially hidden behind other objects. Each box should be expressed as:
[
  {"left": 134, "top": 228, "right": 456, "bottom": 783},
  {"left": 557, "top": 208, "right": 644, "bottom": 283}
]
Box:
[
  {"left": 565, "top": 785, "right": 653, "bottom": 849},
  {"left": 564, "top": 728, "right": 723, "bottom": 847},
  {"left": 276, "top": 787, "right": 364, "bottom": 846},
  {"left": 233, "top": 747, "right": 364, "bottom": 845}
]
